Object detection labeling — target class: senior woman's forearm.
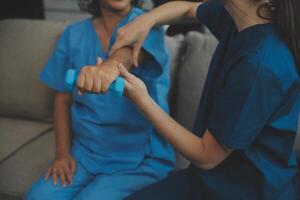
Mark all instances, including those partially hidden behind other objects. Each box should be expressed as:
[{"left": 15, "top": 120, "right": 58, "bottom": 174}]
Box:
[
  {"left": 54, "top": 93, "right": 72, "bottom": 156},
  {"left": 107, "top": 47, "right": 148, "bottom": 70}
]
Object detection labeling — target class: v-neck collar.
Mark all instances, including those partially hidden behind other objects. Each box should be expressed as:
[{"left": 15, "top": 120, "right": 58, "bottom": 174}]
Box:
[{"left": 89, "top": 7, "right": 134, "bottom": 60}]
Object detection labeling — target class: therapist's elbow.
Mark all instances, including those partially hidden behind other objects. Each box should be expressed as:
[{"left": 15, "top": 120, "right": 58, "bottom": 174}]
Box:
[
  {"left": 194, "top": 161, "right": 219, "bottom": 170},
  {"left": 193, "top": 152, "right": 231, "bottom": 170},
  {"left": 193, "top": 154, "right": 225, "bottom": 170}
]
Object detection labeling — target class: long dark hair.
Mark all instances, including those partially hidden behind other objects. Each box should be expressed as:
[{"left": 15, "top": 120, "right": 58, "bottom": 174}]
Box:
[
  {"left": 78, "top": 0, "right": 139, "bottom": 17},
  {"left": 258, "top": 0, "right": 300, "bottom": 74}
]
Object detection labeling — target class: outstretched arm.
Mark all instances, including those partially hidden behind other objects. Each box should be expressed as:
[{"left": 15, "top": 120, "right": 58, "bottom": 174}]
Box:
[
  {"left": 142, "top": 1, "right": 201, "bottom": 26},
  {"left": 110, "top": 1, "right": 201, "bottom": 65},
  {"left": 118, "top": 65, "right": 232, "bottom": 170},
  {"left": 77, "top": 1, "right": 202, "bottom": 95}
]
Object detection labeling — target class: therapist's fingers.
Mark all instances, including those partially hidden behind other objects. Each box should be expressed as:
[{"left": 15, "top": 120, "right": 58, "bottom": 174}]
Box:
[
  {"left": 118, "top": 63, "right": 135, "bottom": 80},
  {"left": 133, "top": 42, "right": 142, "bottom": 67},
  {"left": 110, "top": 41, "right": 125, "bottom": 56},
  {"left": 110, "top": 29, "right": 128, "bottom": 56}
]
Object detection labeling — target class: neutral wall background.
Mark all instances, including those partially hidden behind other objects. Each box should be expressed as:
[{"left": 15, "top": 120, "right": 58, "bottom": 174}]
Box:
[{"left": 44, "top": 0, "right": 90, "bottom": 21}]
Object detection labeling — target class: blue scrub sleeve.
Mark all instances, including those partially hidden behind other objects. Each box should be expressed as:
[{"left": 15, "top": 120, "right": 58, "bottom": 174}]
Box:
[
  {"left": 196, "top": 2, "right": 231, "bottom": 40},
  {"left": 140, "top": 26, "right": 169, "bottom": 79},
  {"left": 39, "top": 28, "right": 72, "bottom": 93},
  {"left": 207, "top": 58, "right": 284, "bottom": 150}
]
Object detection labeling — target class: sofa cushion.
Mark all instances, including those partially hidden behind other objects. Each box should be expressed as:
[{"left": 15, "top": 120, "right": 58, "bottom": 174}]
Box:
[
  {"left": 0, "top": 130, "right": 55, "bottom": 198},
  {"left": 173, "top": 32, "right": 218, "bottom": 169},
  {"left": 0, "top": 19, "right": 68, "bottom": 122},
  {"left": 174, "top": 31, "right": 218, "bottom": 131},
  {"left": 0, "top": 193, "right": 20, "bottom": 200},
  {"left": 0, "top": 117, "right": 52, "bottom": 163},
  {"left": 165, "top": 34, "right": 185, "bottom": 113}
]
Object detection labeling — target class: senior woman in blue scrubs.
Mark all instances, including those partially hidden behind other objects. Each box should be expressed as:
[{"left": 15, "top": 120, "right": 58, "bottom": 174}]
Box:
[
  {"left": 25, "top": 0, "right": 175, "bottom": 199},
  {"left": 109, "top": 0, "right": 300, "bottom": 199}
]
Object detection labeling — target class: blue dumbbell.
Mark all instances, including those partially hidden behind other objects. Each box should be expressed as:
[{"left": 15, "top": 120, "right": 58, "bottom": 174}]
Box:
[{"left": 65, "top": 69, "right": 125, "bottom": 96}]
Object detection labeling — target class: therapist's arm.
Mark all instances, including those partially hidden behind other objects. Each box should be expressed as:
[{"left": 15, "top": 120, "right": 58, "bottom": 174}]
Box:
[
  {"left": 110, "top": 1, "right": 201, "bottom": 63},
  {"left": 118, "top": 65, "right": 232, "bottom": 170},
  {"left": 138, "top": 98, "right": 231, "bottom": 170},
  {"left": 142, "top": 1, "right": 201, "bottom": 26}
]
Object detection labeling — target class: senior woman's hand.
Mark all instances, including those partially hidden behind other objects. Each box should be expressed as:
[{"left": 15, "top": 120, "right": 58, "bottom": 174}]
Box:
[
  {"left": 110, "top": 14, "right": 154, "bottom": 67},
  {"left": 76, "top": 57, "right": 120, "bottom": 95}
]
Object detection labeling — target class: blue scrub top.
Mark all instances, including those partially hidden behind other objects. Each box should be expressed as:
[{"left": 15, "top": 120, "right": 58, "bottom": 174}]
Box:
[
  {"left": 39, "top": 7, "right": 175, "bottom": 174},
  {"left": 192, "top": 2, "right": 300, "bottom": 200}
]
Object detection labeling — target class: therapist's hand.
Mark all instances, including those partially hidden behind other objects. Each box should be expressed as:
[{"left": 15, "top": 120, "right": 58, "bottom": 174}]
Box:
[
  {"left": 110, "top": 14, "right": 154, "bottom": 67},
  {"left": 77, "top": 57, "right": 120, "bottom": 95},
  {"left": 118, "top": 64, "right": 150, "bottom": 106}
]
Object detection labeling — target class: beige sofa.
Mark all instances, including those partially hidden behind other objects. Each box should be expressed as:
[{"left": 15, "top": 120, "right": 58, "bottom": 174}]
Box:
[{"left": 0, "top": 19, "right": 298, "bottom": 200}]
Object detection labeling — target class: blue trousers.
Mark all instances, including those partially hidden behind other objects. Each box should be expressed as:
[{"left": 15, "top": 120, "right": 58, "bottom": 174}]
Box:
[
  {"left": 125, "top": 166, "right": 202, "bottom": 200},
  {"left": 25, "top": 158, "right": 170, "bottom": 200}
]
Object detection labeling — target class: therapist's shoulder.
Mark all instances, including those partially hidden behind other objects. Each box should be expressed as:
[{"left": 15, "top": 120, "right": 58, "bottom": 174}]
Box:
[
  {"left": 261, "top": 33, "right": 297, "bottom": 83},
  {"left": 246, "top": 33, "right": 298, "bottom": 90}
]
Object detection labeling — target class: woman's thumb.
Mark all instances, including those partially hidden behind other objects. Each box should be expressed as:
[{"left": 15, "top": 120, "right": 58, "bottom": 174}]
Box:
[{"left": 133, "top": 43, "right": 142, "bottom": 67}]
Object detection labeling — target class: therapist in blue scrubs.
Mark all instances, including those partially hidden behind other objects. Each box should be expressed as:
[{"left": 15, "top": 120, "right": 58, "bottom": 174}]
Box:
[
  {"left": 25, "top": 0, "right": 175, "bottom": 199},
  {"left": 109, "top": 0, "right": 300, "bottom": 199}
]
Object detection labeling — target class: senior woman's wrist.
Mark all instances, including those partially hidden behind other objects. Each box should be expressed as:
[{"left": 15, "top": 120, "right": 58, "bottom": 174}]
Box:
[{"left": 100, "top": 59, "right": 121, "bottom": 76}]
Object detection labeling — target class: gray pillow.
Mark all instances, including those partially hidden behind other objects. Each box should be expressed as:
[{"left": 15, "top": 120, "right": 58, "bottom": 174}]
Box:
[
  {"left": 165, "top": 34, "right": 185, "bottom": 113},
  {"left": 0, "top": 19, "right": 69, "bottom": 122},
  {"left": 174, "top": 31, "right": 218, "bottom": 131},
  {"left": 173, "top": 32, "right": 218, "bottom": 169}
]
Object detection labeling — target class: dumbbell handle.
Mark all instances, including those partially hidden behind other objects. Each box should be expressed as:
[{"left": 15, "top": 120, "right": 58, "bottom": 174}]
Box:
[{"left": 65, "top": 69, "right": 125, "bottom": 96}]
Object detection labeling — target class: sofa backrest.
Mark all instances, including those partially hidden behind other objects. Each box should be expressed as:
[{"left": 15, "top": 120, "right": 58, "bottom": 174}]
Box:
[
  {"left": 171, "top": 32, "right": 218, "bottom": 168},
  {"left": 0, "top": 19, "right": 186, "bottom": 123},
  {"left": 0, "top": 19, "right": 68, "bottom": 122}
]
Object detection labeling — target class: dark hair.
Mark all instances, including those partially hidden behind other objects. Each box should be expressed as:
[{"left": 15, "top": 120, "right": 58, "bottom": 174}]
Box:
[
  {"left": 258, "top": 0, "right": 300, "bottom": 74},
  {"left": 78, "top": 0, "right": 139, "bottom": 17}
]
